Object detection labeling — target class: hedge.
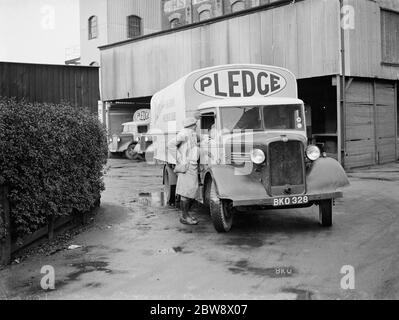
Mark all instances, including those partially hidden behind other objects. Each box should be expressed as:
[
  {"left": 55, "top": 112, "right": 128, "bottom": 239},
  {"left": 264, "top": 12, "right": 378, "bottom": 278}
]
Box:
[{"left": 0, "top": 98, "right": 108, "bottom": 240}]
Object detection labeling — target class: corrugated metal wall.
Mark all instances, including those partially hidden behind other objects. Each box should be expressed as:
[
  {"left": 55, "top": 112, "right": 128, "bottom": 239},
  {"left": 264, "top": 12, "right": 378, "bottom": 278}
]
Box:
[
  {"left": 345, "top": 0, "right": 399, "bottom": 80},
  {"left": 100, "top": 0, "right": 342, "bottom": 101},
  {"left": 0, "top": 62, "right": 100, "bottom": 113}
]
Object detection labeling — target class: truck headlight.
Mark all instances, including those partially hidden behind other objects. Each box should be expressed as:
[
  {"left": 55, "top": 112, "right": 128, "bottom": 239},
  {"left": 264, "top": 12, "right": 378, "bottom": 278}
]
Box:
[
  {"left": 250, "top": 149, "right": 265, "bottom": 164},
  {"left": 117, "top": 137, "right": 121, "bottom": 142},
  {"left": 306, "top": 145, "right": 321, "bottom": 161},
  {"left": 109, "top": 138, "right": 112, "bottom": 143}
]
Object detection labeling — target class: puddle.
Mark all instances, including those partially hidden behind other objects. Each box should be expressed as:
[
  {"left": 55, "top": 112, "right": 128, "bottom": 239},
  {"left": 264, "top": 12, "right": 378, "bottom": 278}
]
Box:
[
  {"left": 137, "top": 192, "right": 168, "bottom": 207},
  {"left": 85, "top": 282, "right": 102, "bottom": 288},
  {"left": 228, "top": 260, "right": 296, "bottom": 278},
  {"left": 155, "top": 246, "right": 192, "bottom": 255},
  {"left": 66, "top": 261, "right": 113, "bottom": 282},
  {"left": 224, "top": 237, "right": 264, "bottom": 248},
  {"left": 349, "top": 176, "right": 395, "bottom": 182}
]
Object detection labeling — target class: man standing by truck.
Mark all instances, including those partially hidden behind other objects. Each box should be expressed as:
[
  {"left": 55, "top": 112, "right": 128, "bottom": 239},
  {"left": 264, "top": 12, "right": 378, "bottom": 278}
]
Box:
[{"left": 168, "top": 117, "right": 200, "bottom": 225}]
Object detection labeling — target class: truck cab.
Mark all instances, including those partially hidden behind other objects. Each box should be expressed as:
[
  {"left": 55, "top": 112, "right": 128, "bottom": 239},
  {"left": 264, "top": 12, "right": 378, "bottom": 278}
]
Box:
[
  {"left": 151, "top": 64, "right": 349, "bottom": 233},
  {"left": 108, "top": 108, "right": 150, "bottom": 160},
  {"left": 108, "top": 119, "right": 150, "bottom": 160}
]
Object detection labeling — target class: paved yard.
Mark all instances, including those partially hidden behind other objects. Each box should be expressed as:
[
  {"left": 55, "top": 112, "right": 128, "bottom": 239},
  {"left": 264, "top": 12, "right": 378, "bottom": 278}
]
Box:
[{"left": 1, "top": 160, "right": 399, "bottom": 300}]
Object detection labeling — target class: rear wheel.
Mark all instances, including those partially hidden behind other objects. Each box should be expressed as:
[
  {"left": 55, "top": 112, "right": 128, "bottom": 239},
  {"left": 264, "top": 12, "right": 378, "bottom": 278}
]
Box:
[
  {"left": 209, "top": 181, "right": 234, "bottom": 233},
  {"left": 319, "top": 199, "right": 333, "bottom": 227},
  {"left": 164, "top": 168, "right": 176, "bottom": 206}
]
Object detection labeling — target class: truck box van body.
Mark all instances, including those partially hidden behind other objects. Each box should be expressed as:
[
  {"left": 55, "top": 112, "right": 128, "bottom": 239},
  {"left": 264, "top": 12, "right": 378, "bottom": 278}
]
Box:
[{"left": 149, "top": 64, "right": 349, "bottom": 232}]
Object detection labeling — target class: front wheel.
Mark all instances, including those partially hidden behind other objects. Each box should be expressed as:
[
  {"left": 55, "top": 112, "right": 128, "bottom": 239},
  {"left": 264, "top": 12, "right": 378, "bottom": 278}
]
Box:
[
  {"left": 319, "top": 199, "right": 333, "bottom": 227},
  {"left": 209, "top": 181, "right": 234, "bottom": 233}
]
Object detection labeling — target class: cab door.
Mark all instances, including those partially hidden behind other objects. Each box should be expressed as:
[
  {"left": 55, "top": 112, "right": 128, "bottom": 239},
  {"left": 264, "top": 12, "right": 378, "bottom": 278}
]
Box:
[{"left": 199, "top": 110, "right": 217, "bottom": 178}]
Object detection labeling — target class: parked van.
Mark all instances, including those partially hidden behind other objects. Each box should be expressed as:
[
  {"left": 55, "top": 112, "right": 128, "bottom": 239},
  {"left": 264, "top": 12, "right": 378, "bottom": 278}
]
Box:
[
  {"left": 149, "top": 64, "right": 349, "bottom": 232},
  {"left": 108, "top": 109, "right": 150, "bottom": 160}
]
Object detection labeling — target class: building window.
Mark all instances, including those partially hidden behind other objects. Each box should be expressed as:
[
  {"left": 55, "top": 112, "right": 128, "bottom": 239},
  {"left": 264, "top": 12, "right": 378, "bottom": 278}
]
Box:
[
  {"left": 381, "top": 9, "right": 399, "bottom": 65},
  {"left": 231, "top": 0, "right": 245, "bottom": 13},
  {"left": 127, "top": 15, "right": 142, "bottom": 39},
  {"left": 199, "top": 10, "right": 211, "bottom": 21},
  {"left": 88, "top": 16, "right": 98, "bottom": 40},
  {"left": 170, "top": 18, "right": 180, "bottom": 29}
]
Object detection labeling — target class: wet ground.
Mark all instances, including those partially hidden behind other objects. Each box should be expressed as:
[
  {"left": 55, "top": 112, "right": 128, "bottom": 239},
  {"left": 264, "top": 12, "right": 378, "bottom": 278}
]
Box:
[{"left": 1, "top": 160, "right": 399, "bottom": 300}]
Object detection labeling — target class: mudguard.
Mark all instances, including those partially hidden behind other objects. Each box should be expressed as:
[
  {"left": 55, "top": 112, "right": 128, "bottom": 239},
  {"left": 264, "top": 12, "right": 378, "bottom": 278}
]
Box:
[
  {"left": 306, "top": 157, "right": 350, "bottom": 193},
  {"left": 208, "top": 165, "right": 268, "bottom": 201},
  {"left": 117, "top": 142, "right": 132, "bottom": 153},
  {"left": 208, "top": 157, "right": 349, "bottom": 202}
]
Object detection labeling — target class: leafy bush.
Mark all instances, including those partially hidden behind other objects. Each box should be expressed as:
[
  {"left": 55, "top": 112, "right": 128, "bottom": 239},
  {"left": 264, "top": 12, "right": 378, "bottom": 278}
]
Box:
[{"left": 0, "top": 98, "right": 108, "bottom": 239}]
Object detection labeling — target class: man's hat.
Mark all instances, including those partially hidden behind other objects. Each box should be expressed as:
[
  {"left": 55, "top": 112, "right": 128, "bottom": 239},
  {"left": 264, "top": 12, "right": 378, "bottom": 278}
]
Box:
[{"left": 183, "top": 117, "right": 197, "bottom": 128}]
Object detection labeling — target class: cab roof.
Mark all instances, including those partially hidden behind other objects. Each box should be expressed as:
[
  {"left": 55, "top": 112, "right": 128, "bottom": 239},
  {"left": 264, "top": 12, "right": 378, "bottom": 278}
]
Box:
[
  {"left": 122, "top": 120, "right": 150, "bottom": 126},
  {"left": 197, "top": 97, "right": 304, "bottom": 110}
]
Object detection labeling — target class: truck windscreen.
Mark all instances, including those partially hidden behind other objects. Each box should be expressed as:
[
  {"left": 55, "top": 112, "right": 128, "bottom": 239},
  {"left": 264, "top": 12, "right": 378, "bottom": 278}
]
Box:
[
  {"left": 220, "top": 107, "right": 262, "bottom": 132},
  {"left": 220, "top": 104, "right": 304, "bottom": 132},
  {"left": 263, "top": 104, "right": 304, "bottom": 130}
]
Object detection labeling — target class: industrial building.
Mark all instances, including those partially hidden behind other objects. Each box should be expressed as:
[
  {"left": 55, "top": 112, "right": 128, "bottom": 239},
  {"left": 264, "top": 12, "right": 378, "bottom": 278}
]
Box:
[
  {"left": 79, "top": 0, "right": 162, "bottom": 66},
  {"left": 85, "top": 0, "right": 399, "bottom": 168}
]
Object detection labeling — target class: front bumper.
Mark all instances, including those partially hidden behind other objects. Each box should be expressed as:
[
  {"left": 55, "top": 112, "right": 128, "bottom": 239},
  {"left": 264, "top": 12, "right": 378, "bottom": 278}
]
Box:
[{"left": 231, "top": 191, "right": 343, "bottom": 207}]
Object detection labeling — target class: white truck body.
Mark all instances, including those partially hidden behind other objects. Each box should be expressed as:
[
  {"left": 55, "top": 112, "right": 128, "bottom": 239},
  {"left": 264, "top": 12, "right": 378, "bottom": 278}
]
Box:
[{"left": 149, "top": 64, "right": 299, "bottom": 164}]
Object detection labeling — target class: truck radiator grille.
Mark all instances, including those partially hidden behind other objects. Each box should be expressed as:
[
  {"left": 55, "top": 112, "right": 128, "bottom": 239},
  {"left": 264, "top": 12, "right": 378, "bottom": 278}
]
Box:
[
  {"left": 230, "top": 152, "right": 251, "bottom": 163},
  {"left": 269, "top": 141, "right": 304, "bottom": 187}
]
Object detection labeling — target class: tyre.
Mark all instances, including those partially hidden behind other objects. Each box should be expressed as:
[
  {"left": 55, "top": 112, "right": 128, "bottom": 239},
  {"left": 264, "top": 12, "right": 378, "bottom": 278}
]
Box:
[
  {"left": 164, "top": 168, "right": 176, "bottom": 206},
  {"left": 209, "top": 181, "right": 234, "bottom": 233},
  {"left": 203, "top": 177, "right": 212, "bottom": 210},
  {"left": 125, "top": 144, "right": 140, "bottom": 160},
  {"left": 319, "top": 199, "right": 333, "bottom": 227}
]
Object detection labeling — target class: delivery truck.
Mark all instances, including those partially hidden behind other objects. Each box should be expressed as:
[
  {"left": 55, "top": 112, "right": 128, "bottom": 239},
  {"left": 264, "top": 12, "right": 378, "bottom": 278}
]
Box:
[
  {"left": 108, "top": 108, "right": 150, "bottom": 160},
  {"left": 149, "top": 64, "right": 349, "bottom": 233}
]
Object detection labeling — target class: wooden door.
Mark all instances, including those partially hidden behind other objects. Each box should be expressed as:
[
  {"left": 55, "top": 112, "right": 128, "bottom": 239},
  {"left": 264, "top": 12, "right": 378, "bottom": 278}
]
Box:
[{"left": 375, "top": 81, "right": 396, "bottom": 164}]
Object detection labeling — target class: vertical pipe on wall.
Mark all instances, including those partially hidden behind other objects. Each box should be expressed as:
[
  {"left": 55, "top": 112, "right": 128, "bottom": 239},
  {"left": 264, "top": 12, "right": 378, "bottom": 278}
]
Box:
[
  {"left": 336, "top": 75, "right": 342, "bottom": 164},
  {"left": 339, "top": 0, "right": 347, "bottom": 167},
  {"left": 373, "top": 80, "right": 378, "bottom": 164},
  {"left": 395, "top": 81, "right": 398, "bottom": 160}
]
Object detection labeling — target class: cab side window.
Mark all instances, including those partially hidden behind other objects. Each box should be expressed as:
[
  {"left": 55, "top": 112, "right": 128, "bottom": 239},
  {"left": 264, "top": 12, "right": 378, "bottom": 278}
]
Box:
[{"left": 201, "top": 113, "right": 216, "bottom": 131}]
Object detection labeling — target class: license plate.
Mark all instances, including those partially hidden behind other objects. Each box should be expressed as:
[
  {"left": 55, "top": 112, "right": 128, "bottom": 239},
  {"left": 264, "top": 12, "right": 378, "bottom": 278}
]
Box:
[{"left": 273, "top": 196, "right": 309, "bottom": 207}]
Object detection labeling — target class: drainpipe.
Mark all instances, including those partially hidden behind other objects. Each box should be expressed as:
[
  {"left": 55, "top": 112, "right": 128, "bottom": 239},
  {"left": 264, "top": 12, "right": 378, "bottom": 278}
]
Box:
[{"left": 339, "top": 0, "right": 347, "bottom": 167}]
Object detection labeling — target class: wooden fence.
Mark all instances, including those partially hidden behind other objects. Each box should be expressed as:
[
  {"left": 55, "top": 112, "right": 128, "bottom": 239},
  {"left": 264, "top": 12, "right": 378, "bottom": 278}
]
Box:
[
  {"left": 0, "top": 186, "right": 93, "bottom": 265},
  {"left": 0, "top": 186, "right": 11, "bottom": 265}
]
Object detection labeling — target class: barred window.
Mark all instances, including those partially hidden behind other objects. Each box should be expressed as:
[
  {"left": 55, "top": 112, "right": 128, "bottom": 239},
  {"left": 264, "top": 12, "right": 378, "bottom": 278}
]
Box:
[
  {"left": 127, "top": 15, "right": 142, "bottom": 39},
  {"left": 88, "top": 16, "right": 98, "bottom": 40}
]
